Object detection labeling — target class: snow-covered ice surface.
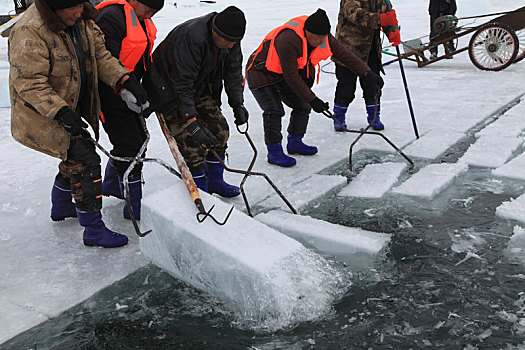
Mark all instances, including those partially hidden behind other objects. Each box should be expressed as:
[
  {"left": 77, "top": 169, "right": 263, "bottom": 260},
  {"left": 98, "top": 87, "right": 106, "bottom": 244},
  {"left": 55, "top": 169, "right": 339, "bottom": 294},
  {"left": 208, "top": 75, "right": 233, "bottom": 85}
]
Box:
[
  {"left": 392, "top": 163, "right": 469, "bottom": 199},
  {"left": 339, "top": 162, "right": 406, "bottom": 198},
  {"left": 255, "top": 210, "right": 390, "bottom": 271},
  {"left": 140, "top": 183, "right": 344, "bottom": 330},
  {"left": 2, "top": 0, "right": 525, "bottom": 347}
]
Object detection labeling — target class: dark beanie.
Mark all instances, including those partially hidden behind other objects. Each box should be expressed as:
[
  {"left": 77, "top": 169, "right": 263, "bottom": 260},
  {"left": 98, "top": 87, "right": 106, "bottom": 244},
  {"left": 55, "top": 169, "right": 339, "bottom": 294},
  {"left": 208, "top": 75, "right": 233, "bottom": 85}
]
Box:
[
  {"left": 137, "top": 0, "right": 164, "bottom": 10},
  {"left": 212, "top": 6, "right": 246, "bottom": 42},
  {"left": 46, "top": 0, "right": 86, "bottom": 10},
  {"left": 305, "top": 8, "right": 331, "bottom": 35}
]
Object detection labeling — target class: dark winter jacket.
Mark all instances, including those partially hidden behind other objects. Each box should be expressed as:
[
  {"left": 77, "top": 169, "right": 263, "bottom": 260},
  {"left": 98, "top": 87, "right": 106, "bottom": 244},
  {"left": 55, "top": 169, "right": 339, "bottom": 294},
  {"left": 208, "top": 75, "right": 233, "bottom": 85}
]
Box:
[
  {"left": 246, "top": 30, "right": 370, "bottom": 103},
  {"left": 429, "top": 0, "right": 457, "bottom": 18},
  {"left": 8, "top": 0, "right": 128, "bottom": 160},
  {"left": 143, "top": 12, "right": 244, "bottom": 117}
]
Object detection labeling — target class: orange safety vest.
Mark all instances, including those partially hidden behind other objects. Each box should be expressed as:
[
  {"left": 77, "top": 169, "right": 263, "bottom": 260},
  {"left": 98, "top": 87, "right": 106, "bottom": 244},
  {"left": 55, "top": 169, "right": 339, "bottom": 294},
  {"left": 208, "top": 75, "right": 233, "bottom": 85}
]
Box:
[
  {"left": 246, "top": 15, "right": 333, "bottom": 84},
  {"left": 96, "top": 0, "right": 157, "bottom": 72}
]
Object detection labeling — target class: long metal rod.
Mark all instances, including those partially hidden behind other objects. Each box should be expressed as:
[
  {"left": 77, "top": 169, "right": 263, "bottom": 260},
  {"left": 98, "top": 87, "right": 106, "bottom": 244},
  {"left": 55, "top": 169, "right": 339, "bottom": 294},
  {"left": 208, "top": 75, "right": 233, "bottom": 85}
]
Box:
[
  {"left": 208, "top": 123, "right": 297, "bottom": 217},
  {"left": 322, "top": 107, "right": 414, "bottom": 171},
  {"left": 385, "top": 0, "right": 419, "bottom": 139},
  {"left": 395, "top": 45, "right": 419, "bottom": 139}
]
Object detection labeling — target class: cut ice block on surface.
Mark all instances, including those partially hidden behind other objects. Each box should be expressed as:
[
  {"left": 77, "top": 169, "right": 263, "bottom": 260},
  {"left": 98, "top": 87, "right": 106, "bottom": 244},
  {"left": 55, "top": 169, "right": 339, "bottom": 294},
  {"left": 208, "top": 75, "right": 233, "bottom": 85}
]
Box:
[
  {"left": 140, "top": 182, "right": 342, "bottom": 330},
  {"left": 258, "top": 174, "right": 347, "bottom": 211},
  {"left": 403, "top": 129, "right": 465, "bottom": 159},
  {"left": 392, "top": 163, "right": 468, "bottom": 200},
  {"left": 458, "top": 136, "right": 523, "bottom": 168},
  {"left": 476, "top": 117, "right": 525, "bottom": 138},
  {"left": 504, "top": 226, "right": 525, "bottom": 266},
  {"left": 255, "top": 210, "right": 391, "bottom": 270},
  {"left": 339, "top": 162, "right": 406, "bottom": 198},
  {"left": 496, "top": 193, "right": 525, "bottom": 225},
  {"left": 492, "top": 152, "right": 525, "bottom": 181}
]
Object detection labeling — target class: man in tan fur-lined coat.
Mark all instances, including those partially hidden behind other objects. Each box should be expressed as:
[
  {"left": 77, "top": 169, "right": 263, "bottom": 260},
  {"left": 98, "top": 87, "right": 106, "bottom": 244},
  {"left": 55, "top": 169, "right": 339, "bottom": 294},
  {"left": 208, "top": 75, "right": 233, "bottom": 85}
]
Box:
[
  {"left": 9, "top": 0, "right": 149, "bottom": 248},
  {"left": 333, "top": 0, "right": 401, "bottom": 131}
]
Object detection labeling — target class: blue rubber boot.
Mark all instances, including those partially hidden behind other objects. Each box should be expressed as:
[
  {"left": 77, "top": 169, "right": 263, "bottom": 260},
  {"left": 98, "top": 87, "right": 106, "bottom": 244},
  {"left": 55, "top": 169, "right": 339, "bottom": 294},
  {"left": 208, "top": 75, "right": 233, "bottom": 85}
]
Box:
[
  {"left": 191, "top": 170, "right": 208, "bottom": 192},
  {"left": 333, "top": 103, "right": 348, "bottom": 131},
  {"left": 102, "top": 159, "right": 123, "bottom": 199},
  {"left": 366, "top": 102, "right": 384, "bottom": 130},
  {"left": 286, "top": 133, "right": 318, "bottom": 155},
  {"left": 205, "top": 155, "right": 240, "bottom": 197},
  {"left": 120, "top": 176, "right": 142, "bottom": 220},
  {"left": 51, "top": 179, "right": 77, "bottom": 221},
  {"left": 77, "top": 210, "right": 128, "bottom": 248},
  {"left": 267, "top": 144, "right": 296, "bottom": 167}
]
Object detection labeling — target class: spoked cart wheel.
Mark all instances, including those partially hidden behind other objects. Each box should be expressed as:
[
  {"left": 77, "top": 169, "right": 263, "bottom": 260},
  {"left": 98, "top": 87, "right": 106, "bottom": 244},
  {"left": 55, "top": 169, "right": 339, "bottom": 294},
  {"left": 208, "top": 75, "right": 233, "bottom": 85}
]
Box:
[
  {"left": 514, "top": 29, "right": 525, "bottom": 63},
  {"left": 468, "top": 22, "right": 519, "bottom": 71}
]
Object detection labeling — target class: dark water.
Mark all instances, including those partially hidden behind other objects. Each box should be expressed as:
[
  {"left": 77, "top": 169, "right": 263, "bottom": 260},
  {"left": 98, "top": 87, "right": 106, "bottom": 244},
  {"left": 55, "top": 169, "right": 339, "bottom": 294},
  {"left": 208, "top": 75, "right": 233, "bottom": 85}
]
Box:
[{"left": 3, "top": 155, "right": 525, "bottom": 350}]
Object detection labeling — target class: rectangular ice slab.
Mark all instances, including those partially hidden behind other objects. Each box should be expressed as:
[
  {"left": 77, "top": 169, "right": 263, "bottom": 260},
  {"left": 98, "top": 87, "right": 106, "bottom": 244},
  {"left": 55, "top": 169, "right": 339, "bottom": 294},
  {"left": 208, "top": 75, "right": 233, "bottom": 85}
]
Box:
[
  {"left": 258, "top": 174, "right": 347, "bottom": 211},
  {"left": 392, "top": 163, "right": 468, "bottom": 199},
  {"left": 496, "top": 193, "right": 525, "bottom": 225},
  {"left": 403, "top": 129, "right": 465, "bottom": 159},
  {"left": 255, "top": 210, "right": 390, "bottom": 271},
  {"left": 492, "top": 152, "right": 525, "bottom": 181},
  {"left": 140, "top": 183, "right": 341, "bottom": 330},
  {"left": 476, "top": 116, "right": 525, "bottom": 138},
  {"left": 458, "top": 136, "right": 523, "bottom": 168},
  {"left": 338, "top": 162, "right": 406, "bottom": 198}
]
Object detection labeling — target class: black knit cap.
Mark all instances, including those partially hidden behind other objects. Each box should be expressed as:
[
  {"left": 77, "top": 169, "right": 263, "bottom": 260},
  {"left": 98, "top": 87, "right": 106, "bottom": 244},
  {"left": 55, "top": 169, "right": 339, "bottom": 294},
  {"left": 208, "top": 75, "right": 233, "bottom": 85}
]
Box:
[
  {"left": 137, "top": 0, "right": 164, "bottom": 10},
  {"left": 46, "top": 0, "right": 86, "bottom": 10},
  {"left": 212, "top": 6, "right": 246, "bottom": 42},
  {"left": 305, "top": 8, "right": 331, "bottom": 35}
]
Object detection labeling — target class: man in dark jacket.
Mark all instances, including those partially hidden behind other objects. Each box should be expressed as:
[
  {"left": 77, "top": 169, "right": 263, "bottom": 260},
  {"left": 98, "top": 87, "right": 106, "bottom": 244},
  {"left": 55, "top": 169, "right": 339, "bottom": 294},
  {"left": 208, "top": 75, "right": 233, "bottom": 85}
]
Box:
[
  {"left": 95, "top": 0, "right": 163, "bottom": 221},
  {"left": 144, "top": 6, "right": 248, "bottom": 197},
  {"left": 246, "top": 9, "right": 383, "bottom": 167},
  {"left": 9, "top": 0, "right": 149, "bottom": 248},
  {"left": 429, "top": 0, "right": 457, "bottom": 58}
]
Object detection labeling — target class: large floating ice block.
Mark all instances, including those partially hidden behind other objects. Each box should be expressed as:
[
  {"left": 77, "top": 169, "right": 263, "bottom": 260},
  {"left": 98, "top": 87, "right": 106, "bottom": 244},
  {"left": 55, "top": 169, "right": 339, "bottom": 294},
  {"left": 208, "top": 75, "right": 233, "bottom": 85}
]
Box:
[
  {"left": 492, "top": 152, "right": 525, "bottom": 181},
  {"left": 476, "top": 116, "right": 525, "bottom": 138},
  {"left": 403, "top": 129, "right": 465, "bottom": 159},
  {"left": 392, "top": 163, "right": 468, "bottom": 200},
  {"left": 140, "top": 183, "right": 341, "bottom": 330},
  {"left": 339, "top": 162, "right": 406, "bottom": 198},
  {"left": 505, "top": 226, "right": 525, "bottom": 266},
  {"left": 258, "top": 174, "right": 347, "bottom": 211},
  {"left": 496, "top": 193, "right": 525, "bottom": 225},
  {"left": 255, "top": 210, "right": 390, "bottom": 270},
  {"left": 458, "top": 136, "right": 523, "bottom": 168}
]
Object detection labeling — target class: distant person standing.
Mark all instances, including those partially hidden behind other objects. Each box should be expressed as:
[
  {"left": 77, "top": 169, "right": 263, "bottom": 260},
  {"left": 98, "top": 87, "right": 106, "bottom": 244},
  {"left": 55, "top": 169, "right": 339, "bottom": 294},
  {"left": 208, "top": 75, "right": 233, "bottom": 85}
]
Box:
[
  {"left": 332, "top": 0, "right": 400, "bottom": 132},
  {"left": 9, "top": 0, "right": 149, "bottom": 247},
  {"left": 429, "top": 0, "right": 457, "bottom": 58},
  {"left": 95, "top": 0, "right": 163, "bottom": 221}
]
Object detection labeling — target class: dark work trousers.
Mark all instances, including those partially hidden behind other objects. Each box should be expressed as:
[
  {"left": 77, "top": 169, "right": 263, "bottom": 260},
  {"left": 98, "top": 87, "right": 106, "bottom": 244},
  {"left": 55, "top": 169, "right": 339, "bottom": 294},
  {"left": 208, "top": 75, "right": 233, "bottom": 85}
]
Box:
[
  {"left": 58, "top": 135, "right": 102, "bottom": 212},
  {"left": 164, "top": 93, "right": 229, "bottom": 173},
  {"left": 429, "top": 15, "right": 456, "bottom": 56},
  {"left": 250, "top": 80, "right": 312, "bottom": 146},
  {"left": 334, "top": 44, "right": 382, "bottom": 106},
  {"left": 99, "top": 82, "right": 146, "bottom": 178}
]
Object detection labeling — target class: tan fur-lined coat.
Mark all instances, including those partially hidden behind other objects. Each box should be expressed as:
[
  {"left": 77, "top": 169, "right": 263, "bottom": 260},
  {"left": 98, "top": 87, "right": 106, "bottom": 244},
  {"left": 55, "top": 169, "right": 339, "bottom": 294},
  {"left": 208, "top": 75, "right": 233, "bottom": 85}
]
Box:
[
  {"left": 335, "top": 0, "right": 397, "bottom": 71},
  {"left": 9, "top": 0, "right": 128, "bottom": 160}
]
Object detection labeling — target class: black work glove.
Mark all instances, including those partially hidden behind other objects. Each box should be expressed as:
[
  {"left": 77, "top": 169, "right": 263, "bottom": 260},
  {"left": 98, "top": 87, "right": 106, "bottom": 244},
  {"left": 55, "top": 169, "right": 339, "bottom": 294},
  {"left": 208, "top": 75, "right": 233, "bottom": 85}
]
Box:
[
  {"left": 309, "top": 97, "right": 330, "bottom": 114},
  {"left": 233, "top": 105, "right": 249, "bottom": 126},
  {"left": 120, "top": 75, "right": 150, "bottom": 113},
  {"left": 362, "top": 71, "right": 385, "bottom": 99},
  {"left": 55, "top": 106, "right": 88, "bottom": 136},
  {"left": 185, "top": 120, "right": 217, "bottom": 148}
]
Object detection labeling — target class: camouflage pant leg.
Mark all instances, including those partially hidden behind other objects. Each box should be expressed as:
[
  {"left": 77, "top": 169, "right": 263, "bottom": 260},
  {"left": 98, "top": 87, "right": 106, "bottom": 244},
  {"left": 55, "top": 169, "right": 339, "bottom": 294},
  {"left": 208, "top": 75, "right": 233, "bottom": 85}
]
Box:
[
  {"left": 164, "top": 94, "right": 229, "bottom": 171},
  {"left": 58, "top": 137, "right": 102, "bottom": 212}
]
